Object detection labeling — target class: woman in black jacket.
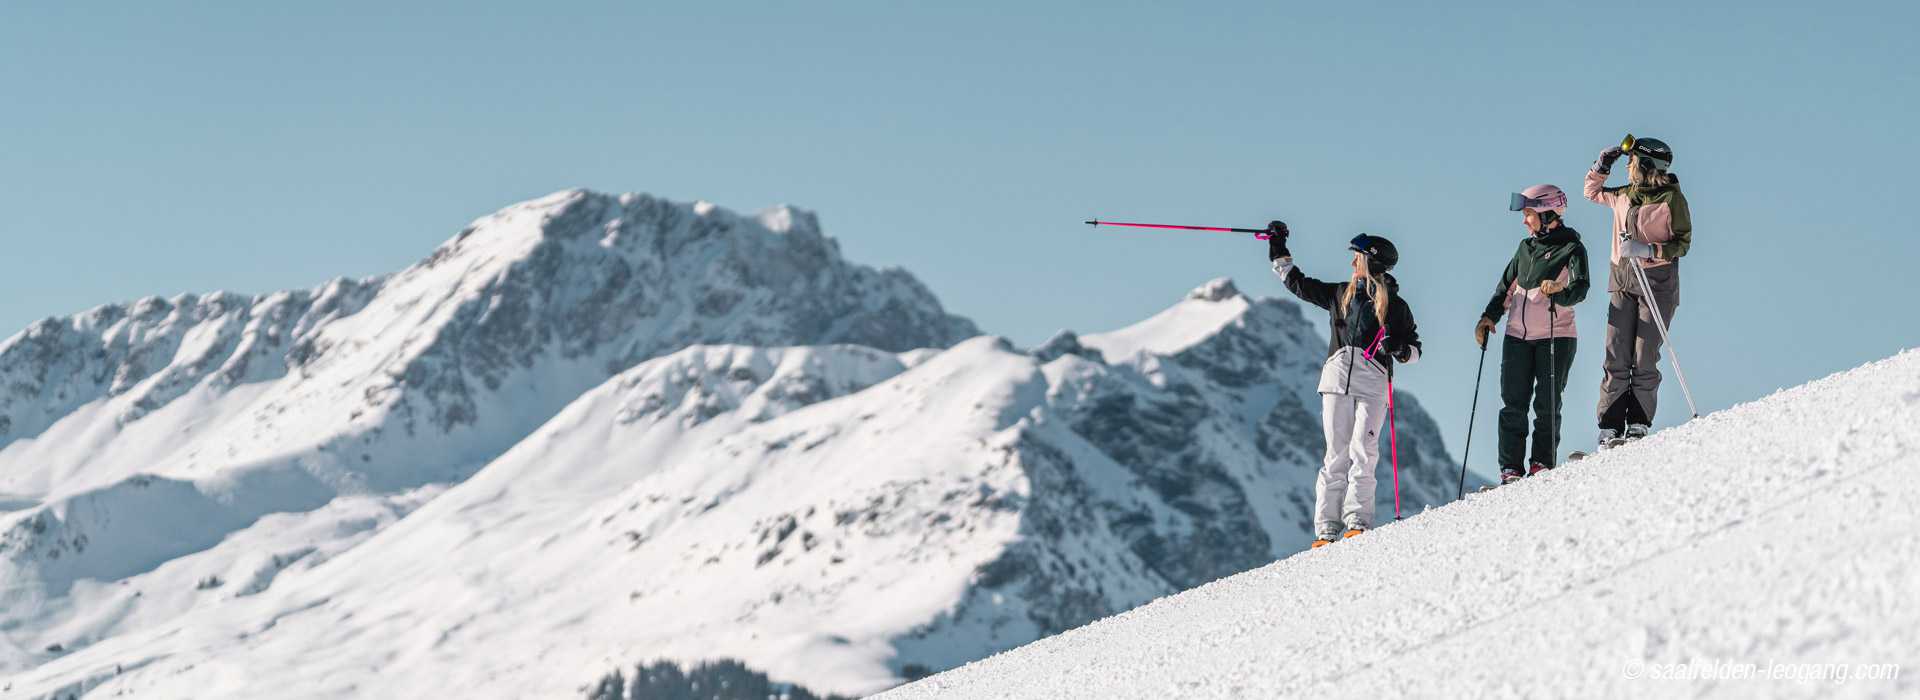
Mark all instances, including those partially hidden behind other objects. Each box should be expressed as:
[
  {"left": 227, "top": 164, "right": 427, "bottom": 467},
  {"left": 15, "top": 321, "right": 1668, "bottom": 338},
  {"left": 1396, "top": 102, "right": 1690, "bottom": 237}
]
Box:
[{"left": 1266, "top": 222, "right": 1422, "bottom": 548}]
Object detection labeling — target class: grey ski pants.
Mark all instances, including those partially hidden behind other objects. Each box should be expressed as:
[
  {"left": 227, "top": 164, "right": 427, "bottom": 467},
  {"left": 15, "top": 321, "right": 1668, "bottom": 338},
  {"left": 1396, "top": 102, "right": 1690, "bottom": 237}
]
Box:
[
  {"left": 1315, "top": 392, "right": 1388, "bottom": 538},
  {"left": 1598, "top": 261, "right": 1680, "bottom": 426}
]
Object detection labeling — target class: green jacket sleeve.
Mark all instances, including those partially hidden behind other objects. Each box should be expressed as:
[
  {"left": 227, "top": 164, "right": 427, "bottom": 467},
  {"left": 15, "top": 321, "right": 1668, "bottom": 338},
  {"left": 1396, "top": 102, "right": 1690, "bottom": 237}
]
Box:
[
  {"left": 1660, "top": 189, "right": 1692, "bottom": 260},
  {"left": 1481, "top": 252, "right": 1518, "bottom": 322},
  {"left": 1549, "top": 242, "right": 1591, "bottom": 307}
]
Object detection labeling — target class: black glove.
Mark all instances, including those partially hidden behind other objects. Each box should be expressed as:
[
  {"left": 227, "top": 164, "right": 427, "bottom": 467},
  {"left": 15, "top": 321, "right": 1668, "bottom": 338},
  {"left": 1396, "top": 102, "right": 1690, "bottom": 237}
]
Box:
[
  {"left": 1595, "top": 146, "right": 1624, "bottom": 174},
  {"left": 1265, "top": 220, "right": 1291, "bottom": 260}
]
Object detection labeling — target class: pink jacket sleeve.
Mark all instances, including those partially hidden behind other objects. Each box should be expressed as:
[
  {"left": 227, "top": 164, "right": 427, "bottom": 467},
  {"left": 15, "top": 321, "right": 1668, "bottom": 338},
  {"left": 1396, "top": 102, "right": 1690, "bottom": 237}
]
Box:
[{"left": 1584, "top": 169, "right": 1620, "bottom": 207}]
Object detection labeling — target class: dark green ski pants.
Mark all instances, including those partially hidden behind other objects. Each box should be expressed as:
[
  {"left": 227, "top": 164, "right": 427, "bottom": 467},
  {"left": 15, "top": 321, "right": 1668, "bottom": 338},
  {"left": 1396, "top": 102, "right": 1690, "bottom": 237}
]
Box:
[{"left": 1499, "top": 335, "right": 1577, "bottom": 469}]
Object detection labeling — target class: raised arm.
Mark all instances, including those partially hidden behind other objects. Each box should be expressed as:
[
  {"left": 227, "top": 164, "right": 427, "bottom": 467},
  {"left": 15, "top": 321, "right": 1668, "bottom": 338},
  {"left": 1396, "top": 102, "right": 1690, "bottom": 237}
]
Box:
[
  {"left": 1584, "top": 145, "right": 1626, "bottom": 207},
  {"left": 1273, "top": 258, "right": 1343, "bottom": 311},
  {"left": 1264, "top": 220, "right": 1343, "bottom": 311}
]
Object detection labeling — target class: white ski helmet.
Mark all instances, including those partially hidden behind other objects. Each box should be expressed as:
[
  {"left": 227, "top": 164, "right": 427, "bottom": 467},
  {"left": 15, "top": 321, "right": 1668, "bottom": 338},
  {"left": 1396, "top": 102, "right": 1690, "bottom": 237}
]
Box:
[{"left": 1509, "top": 184, "right": 1568, "bottom": 215}]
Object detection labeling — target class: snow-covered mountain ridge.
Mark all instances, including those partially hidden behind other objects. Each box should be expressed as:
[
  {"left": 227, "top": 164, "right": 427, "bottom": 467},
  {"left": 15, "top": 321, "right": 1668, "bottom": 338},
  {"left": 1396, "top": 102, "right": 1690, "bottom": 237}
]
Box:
[
  {"left": 0, "top": 191, "right": 1458, "bottom": 699},
  {"left": 880, "top": 348, "right": 1920, "bottom": 699}
]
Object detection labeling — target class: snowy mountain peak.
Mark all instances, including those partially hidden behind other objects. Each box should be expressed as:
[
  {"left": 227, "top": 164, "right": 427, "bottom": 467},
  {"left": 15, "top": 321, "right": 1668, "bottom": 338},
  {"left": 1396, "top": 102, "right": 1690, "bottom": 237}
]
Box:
[
  {"left": 0, "top": 192, "right": 1465, "bottom": 700},
  {"left": 1186, "top": 277, "right": 1242, "bottom": 302},
  {"left": 753, "top": 204, "right": 823, "bottom": 238},
  {"left": 1080, "top": 279, "right": 1258, "bottom": 362},
  {"left": 0, "top": 189, "right": 985, "bottom": 686}
]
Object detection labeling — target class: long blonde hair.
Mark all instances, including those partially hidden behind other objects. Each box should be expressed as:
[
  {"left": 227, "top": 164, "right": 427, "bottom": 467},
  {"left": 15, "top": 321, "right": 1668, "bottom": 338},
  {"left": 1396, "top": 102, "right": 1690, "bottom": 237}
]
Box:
[
  {"left": 1629, "top": 156, "right": 1678, "bottom": 187},
  {"left": 1341, "top": 274, "right": 1390, "bottom": 326}
]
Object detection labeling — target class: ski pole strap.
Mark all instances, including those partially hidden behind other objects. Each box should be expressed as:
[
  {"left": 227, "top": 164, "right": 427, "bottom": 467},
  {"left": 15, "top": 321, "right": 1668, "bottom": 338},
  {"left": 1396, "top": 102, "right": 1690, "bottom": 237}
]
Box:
[{"left": 1361, "top": 328, "right": 1388, "bottom": 363}]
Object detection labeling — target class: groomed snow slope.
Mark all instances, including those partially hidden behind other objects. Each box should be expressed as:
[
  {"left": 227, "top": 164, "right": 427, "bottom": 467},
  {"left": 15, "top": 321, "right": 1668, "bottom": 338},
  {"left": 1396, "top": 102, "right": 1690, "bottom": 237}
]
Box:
[{"left": 881, "top": 348, "right": 1920, "bottom": 699}]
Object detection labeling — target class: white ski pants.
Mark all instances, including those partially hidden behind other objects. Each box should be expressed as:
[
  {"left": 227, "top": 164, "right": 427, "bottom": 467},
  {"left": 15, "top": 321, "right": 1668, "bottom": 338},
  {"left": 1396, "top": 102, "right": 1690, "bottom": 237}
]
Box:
[{"left": 1315, "top": 392, "right": 1388, "bottom": 539}]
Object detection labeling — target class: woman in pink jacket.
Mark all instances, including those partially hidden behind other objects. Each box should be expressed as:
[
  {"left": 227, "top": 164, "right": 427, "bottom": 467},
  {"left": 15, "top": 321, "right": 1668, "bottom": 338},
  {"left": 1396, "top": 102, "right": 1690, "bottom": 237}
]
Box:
[{"left": 1584, "top": 136, "right": 1692, "bottom": 449}]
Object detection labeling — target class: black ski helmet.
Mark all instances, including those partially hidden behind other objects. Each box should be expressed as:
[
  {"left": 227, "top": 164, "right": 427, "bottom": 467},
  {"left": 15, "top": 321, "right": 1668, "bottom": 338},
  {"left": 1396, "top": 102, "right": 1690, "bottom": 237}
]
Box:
[
  {"left": 1627, "top": 136, "right": 1674, "bottom": 170},
  {"left": 1349, "top": 234, "right": 1399, "bottom": 273}
]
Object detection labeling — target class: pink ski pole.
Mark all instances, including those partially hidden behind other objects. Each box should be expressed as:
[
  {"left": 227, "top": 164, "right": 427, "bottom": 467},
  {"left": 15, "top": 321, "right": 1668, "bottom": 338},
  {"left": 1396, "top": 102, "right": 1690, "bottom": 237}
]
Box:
[
  {"left": 1387, "top": 380, "right": 1400, "bottom": 520},
  {"left": 1362, "top": 329, "right": 1401, "bottom": 520}
]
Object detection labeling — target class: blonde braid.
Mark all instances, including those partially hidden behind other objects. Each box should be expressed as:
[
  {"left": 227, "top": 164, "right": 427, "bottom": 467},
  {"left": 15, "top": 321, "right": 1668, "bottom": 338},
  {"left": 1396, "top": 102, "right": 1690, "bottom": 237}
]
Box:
[
  {"left": 1340, "top": 276, "right": 1392, "bottom": 327},
  {"left": 1371, "top": 275, "right": 1390, "bottom": 325}
]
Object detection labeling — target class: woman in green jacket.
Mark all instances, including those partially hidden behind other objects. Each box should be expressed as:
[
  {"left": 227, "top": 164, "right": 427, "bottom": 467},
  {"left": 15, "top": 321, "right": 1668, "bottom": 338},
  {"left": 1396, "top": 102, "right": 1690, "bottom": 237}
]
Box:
[{"left": 1475, "top": 184, "right": 1591, "bottom": 483}]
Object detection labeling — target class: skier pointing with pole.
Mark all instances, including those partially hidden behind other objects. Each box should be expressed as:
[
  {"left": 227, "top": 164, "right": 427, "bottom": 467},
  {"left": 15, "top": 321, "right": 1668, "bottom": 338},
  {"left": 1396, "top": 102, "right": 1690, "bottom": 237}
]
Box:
[
  {"left": 1584, "top": 135, "right": 1697, "bottom": 449},
  {"left": 1475, "top": 185, "right": 1590, "bottom": 483},
  {"left": 1264, "top": 222, "right": 1423, "bottom": 549}
]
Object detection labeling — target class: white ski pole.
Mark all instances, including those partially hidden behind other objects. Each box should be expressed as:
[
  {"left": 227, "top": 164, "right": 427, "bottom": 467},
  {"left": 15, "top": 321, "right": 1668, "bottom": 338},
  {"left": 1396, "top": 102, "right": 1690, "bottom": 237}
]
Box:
[{"left": 1631, "top": 262, "right": 1700, "bottom": 418}]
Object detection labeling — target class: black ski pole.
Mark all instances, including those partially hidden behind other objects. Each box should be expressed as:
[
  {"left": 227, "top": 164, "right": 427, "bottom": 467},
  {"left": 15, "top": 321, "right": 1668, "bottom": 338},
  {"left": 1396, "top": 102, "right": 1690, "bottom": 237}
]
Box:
[
  {"left": 1457, "top": 340, "right": 1488, "bottom": 500},
  {"left": 1548, "top": 306, "right": 1558, "bottom": 467},
  {"left": 1085, "top": 219, "right": 1277, "bottom": 239}
]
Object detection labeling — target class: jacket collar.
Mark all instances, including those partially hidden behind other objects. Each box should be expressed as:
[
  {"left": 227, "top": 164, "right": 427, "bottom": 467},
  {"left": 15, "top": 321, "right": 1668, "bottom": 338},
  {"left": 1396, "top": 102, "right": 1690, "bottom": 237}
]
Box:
[{"left": 1531, "top": 224, "right": 1581, "bottom": 246}]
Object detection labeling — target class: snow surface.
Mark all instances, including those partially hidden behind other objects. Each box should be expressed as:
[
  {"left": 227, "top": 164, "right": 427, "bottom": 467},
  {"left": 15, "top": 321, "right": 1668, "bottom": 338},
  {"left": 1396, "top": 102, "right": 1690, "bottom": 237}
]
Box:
[{"left": 880, "top": 349, "right": 1920, "bottom": 699}]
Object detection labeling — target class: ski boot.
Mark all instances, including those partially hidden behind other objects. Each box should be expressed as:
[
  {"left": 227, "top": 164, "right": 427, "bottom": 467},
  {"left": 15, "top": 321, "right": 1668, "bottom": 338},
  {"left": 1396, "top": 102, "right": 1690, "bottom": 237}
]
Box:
[
  {"left": 1624, "top": 424, "right": 1650, "bottom": 443},
  {"left": 1597, "top": 428, "right": 1620, "bottom": 451},
  {"left": 1311, "top": 527, "right": 1341, "bottom": 549},
  {"left": 1500, "top": 467, "right": 1526, "bottom": 485},
  {"left": 1343, "top": 528, "right": 1365, "bottom": 540},
  {"left": 1528, "top": 460, "right": 1552, "bottom": 476}
]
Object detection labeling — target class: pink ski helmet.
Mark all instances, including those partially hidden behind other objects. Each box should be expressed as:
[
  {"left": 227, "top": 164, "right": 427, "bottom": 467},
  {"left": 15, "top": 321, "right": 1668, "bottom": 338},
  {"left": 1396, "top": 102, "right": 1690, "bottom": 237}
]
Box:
[{"left": 1508, "top": 184, "right": 1568, "bottom": 215}]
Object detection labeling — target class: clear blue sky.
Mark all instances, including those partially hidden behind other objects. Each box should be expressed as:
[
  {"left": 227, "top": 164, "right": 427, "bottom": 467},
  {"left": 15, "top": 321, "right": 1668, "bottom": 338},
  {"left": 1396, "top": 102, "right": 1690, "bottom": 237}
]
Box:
[{"left": 5, "top": 2, "right": 1916, "bottom": 479}]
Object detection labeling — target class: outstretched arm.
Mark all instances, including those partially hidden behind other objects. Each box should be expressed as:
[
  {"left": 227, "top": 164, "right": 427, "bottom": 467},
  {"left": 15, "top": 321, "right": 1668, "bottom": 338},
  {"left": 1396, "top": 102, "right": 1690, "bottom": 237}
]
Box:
[
  {"left": 1273, "top": 258, "right": 1342, "bottom": 311},
  {"left": 1265, "top": 220, "right": 1343, "bottom": 311}
]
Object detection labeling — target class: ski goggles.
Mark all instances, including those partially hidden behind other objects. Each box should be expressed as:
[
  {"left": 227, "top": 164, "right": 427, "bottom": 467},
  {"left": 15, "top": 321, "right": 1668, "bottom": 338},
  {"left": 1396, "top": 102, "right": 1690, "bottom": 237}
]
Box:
[
  {"left": 1348, "top": 234, "right": 1379, "bottom": 256},
  {"left": 1509, "top": 191, "right": 1568, "bottom": 212}
]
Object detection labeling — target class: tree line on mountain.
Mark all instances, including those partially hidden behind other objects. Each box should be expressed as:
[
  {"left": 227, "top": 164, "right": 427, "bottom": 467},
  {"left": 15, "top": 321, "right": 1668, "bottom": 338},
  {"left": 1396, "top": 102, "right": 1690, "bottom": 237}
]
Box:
[{"left": 585, "top": 658, "right": 854, "bottom": 700}]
